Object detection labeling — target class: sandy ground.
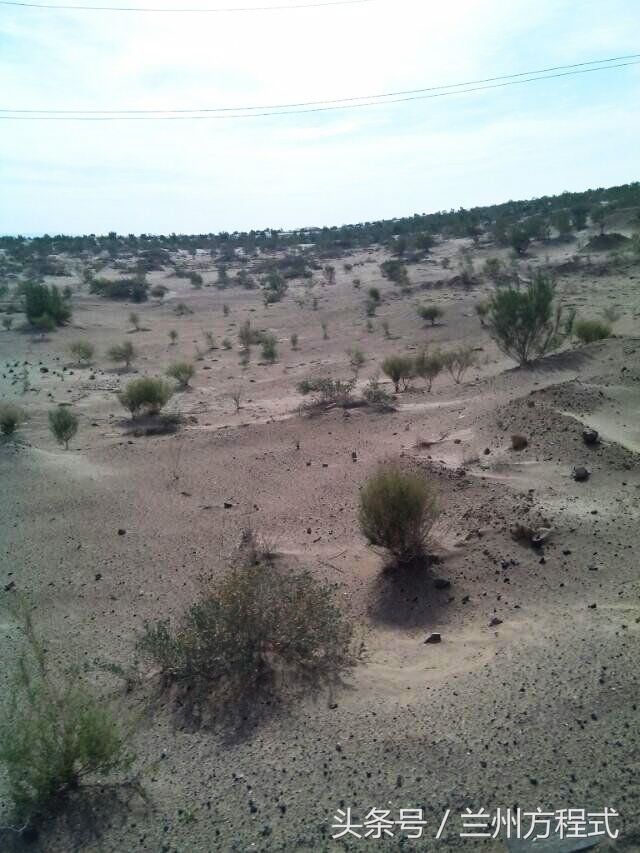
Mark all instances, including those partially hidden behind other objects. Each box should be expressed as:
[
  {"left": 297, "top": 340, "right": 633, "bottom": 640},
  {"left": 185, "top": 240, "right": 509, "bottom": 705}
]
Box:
[{"left": 1, "top": 235, "right": 639, "bottom": 852}]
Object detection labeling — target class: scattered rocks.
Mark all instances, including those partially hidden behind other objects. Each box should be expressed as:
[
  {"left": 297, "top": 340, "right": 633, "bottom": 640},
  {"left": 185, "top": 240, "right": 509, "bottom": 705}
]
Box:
[
  {"left": 573, "top": 466, "right": 590, "bottom": 482},
  {"left": 582, "top": 428, "right": 599, "bottom": 446}
]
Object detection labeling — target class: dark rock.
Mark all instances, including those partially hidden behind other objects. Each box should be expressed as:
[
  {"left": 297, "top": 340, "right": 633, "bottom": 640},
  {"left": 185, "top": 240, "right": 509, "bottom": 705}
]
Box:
[
  {"left": 573, "top": 466, "right": 590, "bottom": 482},
  {"left": 223, "top": 501, "right": 233, "bottom": 508},
  {"left": 117, "top": 528, "right": 126, "bottom": 535},
  {"left": 583, "top": 428, "right": 599, "bottom": 446},
  {"left": 489, "top": 617, "right": 503, "bottom": 627},
  {"left": 433, "top": 578, "right": 451, "bottom": 590},
  {"left": 424, "top": 633, "right": 441, "bottom": 644}
]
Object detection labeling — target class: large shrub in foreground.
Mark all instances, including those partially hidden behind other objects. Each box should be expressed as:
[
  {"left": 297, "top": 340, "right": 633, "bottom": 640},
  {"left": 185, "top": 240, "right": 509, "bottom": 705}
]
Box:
[
  {"left": 486, "top": 271, "right": 573, "bottom": 366},
  {"left": 118, "top": 376, "right": 173, "bottom": 418},
  {"left": 0, "top": 606, "right": 134, "bottom": 828},
  {"left": 359, "top": 465, "right": 438, "bottom": 563},
  {"left": 139, "top": 562, "right": 353, "bottom": 707}
]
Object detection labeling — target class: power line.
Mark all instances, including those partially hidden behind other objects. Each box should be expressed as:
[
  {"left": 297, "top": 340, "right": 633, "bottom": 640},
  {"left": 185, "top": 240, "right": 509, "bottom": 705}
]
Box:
[
  {"left": 0, "top": 0, "right": 373, "bottom": 10},
  {"left": 2, "top": 53, "right": 638, "bottom": 115},
  {"left": 1, "top": 59, "right": 638, "bottom": 120}
]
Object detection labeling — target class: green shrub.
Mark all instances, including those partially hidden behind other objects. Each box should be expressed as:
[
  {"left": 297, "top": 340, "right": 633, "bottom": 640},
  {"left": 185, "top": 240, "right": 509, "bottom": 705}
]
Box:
[
  {"left": 380, "top": 260, "right": 409, "bottom": 287},
  {"left": 89, "top": 276, "right": 148, "bottom": 303},
  {"left": 118, "top": 377, "right": 173, "bottom": 418},
  {"left": 128, "top": 311, "right": 140, "bottom": 331},
  {"left": 474, "top": 301, "right": 489, "bottom": 325},
  {"left": 348, "top": 345, "right": 365, "bottom": 375},
  {"left": 222, "top": 337, "right": 232, "bottom": 350},
  {"left": 238, "top": 319, "right": 262, "bottom": 349},
  {"left": 168, "top": 329, "right": 178, "bottom": 345},
  {"left": 139, "top": 562, "right": 353, "bottom": 709},
  {"left": 23, "top": 281, "right": 71, "bottom": 327},
  {"left": 166, "top": 361, "right": 195, "bottom": 389},
  {"left": 297, "top": 376, "right": 355, "bottom": 409},
  {"left": 107, "top": 340, "right": 136, "bottom": 369},
  {"left": 48, "top": 407, "right": 78, "bottom": 450},
  {"left": 290, "top": 332, "right": 299, "bottom": 350},
  {"left": 150, "top": 284, "right": 168, "bottom": 300},
  {"left": 368, "top": 287, "right": 380, "bottom": 303},
  {"left": 365, "top": 299, "right": 377, "bottom": 317},
  {"left": 174, "top": 301, "right": 192, "bottom": 316},
  {"left": 261, "top": 334, "right": 278, "bottom": 362},
  {"left": 417, "top": 304, "right": 443, "bottom": 325},
  {"left": 362, "top": 375, "right": 393, "bottom": 409},
  {"left": 321, "top": 320, "right": 329, "bottom": 340},
  {"left": 0, "top": 605, "right": 134, "bottom": 827},
  {"left": 358, "top": 464, "right": 438, "bottom": 563},
  {"left": 0, "top": 403, "right": 25, "bottom": 437},
  {"left": 574, "top": 318, "right": 612, "bottom": 344},
  {"left": 262, "top": 271, "right": 288, "bottom": 305},
  {"left": 381, "top": 354, "right": 414, "bottom": 392},
  {"left": 69, "top": 339, "right": 94, "bottom": 365},
  {"left": 441, "top": 346, "right": 475, "bottom": 383},
  {"left": 413, "top": 349, "right": 443, "bottom": 391},
  {"left": 486, "top": 271, "right": 572, "bottom": 365}
]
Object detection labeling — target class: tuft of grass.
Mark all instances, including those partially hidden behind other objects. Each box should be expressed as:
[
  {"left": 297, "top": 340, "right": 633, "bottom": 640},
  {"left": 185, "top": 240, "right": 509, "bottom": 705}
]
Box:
[
  {"left": 359, "top": 464, "right": 438, "bottom": 564},
  {"left": 574, "top": 318, "right": 612, "bottom": 344},
  {"left": 0, "top": 602, "right": 135, "bottom": 830}
]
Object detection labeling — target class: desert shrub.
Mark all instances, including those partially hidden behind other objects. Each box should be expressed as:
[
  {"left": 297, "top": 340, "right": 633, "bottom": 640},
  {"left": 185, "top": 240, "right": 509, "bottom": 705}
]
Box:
[
  {"left": 128, "top": 311, "right": 140, "bottom": 331},
  {"left": 0, "top": 605, "right": 134, "bottom": 828},
  {"left": 380, "top": 259, "right": 409, "bottom": 287},
  {"left": 368, "top": 287, "right": 380, "bottom": 303},
  {"left": 168, "top": 329, "right": 178, "bottom": 345},
  {"left": 321, "top": 320, "right": 329, "bottom": 340},
  {"left": 48, "top": 406, "right": 78, "bottom": 450},
  {"left": 290, "top": 332, "right": 299, "bottom": 350},
  {"left": 189, "top": 272, "right": 203, "bottom": 288},
  {"left": 358, "top": 465, "right": 438, "bottom": 563},
  {"left": 118, "top": 377, "right": 173, "bottom": 418},
  {"left": 483, "top": 257, "right": 503, "bottom": 282},
  {"left": 69, "top": 339, "right": 94, "bottom": 365},
  {"left": 413, "top": 349, "right": 443, "bottom": 391},
  {"left": 222, "top": 337, "right": 232, "bottom": 350},
  {"left": 323, "top": 264, "right": 336, "bottom": 285},
  {"left": 261, "top": 334, "right": 278, "bottom": 362},
  {"left": 365, "top": 299, "right": 377, "bottom": 317},
  {"left": 174, "top": 301, "right": 192, "bottom": 316},
  {"left": 0, "top": 403, "right": 25, "bottom": 437},
  {"left": 348, "top": 345, "right": 365, "bottom": 375},
  {"left": 362, "top": 375, "right": 393, "bottom": 409},
  {"left": 486, "top": 272, "right": 572, "bottom": 366},
  {"left": 138, "top": 562, "right": 353, "bottom": 709},
  {"left": 150, "top": 284, "right": 168, "bottom": 300},
  {"left": 417, "top": 304, "right": 443, "bottom": 325},
  {"left": 166, "top": 361, "right": 195, "bottom": 389},
  {"left": 297, "top": 376, "right": 355, "bottom": 409},
  {"left": 441, "top": 346, "right": 475, "bottom": 383},
  {"left": 230, "top": 388, "right": 242, "bottom": 412},
  {"left": 381, "top": 354, "right": 414, "bottom": 392},
  {"left": 23, "top": 282, "right": 71, "bottom": 328},
  {"left": 107, "top": 340, "right": 136, "bottom": 369},
  {"left": 509, "top": 227, "right": 530, "bottom": 256},
  {"left": 2, "top": 317, "right": 13, "bottom": 331},
  {"left": 238, "top": 319, "right": 262, "bottom": 350},
  {"left": 352, "top": 278, "right": 361, "bottom": 288},
  {"left": 574, "top": 318, "right": 612, "bottom": 344},
  {"left": 204, "top": 332, "right": 216, "bottom": 351},
  {"left": 30, "top": 314, "right": 56, "bottom": 336},
  {"left": 89, "top": 276, "right": 148, "bottom": 303},
  {"left": 262, "top": 271, "right": 288, "bottom": 305}
]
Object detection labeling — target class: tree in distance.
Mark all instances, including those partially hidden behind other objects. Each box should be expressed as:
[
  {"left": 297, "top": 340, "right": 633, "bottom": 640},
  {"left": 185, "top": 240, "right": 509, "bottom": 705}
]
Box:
[
  {"left": 69, "top": 339, "right": 94, "bottom": 365},
  {"left": 381, "top": 354, "right": 414, "bottom": 392}
]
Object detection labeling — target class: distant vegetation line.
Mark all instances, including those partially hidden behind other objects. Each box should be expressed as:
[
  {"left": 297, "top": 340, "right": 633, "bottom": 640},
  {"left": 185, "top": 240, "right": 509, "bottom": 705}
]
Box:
[{"left": 1, "top": 181, "right": 638, "bottom": 258}]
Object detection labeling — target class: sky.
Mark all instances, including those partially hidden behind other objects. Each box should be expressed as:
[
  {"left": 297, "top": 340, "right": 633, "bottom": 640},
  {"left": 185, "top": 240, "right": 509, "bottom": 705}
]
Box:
[{"left": 0, "top": 0, "right": 639, "bottom": 235}]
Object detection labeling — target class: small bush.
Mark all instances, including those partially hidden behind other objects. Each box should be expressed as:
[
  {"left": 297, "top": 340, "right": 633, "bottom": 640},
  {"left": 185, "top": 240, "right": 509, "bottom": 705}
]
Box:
[
  {"left": 290, "top": 332, "right": 299, "bottom": 350},
  {"left": 223, "top": 303, "right": 230, "bottom": 316},
  {"left": 128, "top": 312, "right": 141, "bottom": 331},
  {"left": 297, "top": 376, "right": 355, "bottom": 410},
  {"left": 362, "top": 375, "right": 393, "bottom": 410},
  {"left": 168, "top": 329, "right": 178, "bottom": 345},
  {"left": 204, "top": 332, "right": 216, "bottom": 351},
  {"left": 474, "top": 301, "right": 489, "bottom": 325},
  {"left": 107, "top": 340, "right": 136, "bottom": 369},
  {"left": 417, "top": 304, "right": 443, "bottom": 325},
  {"left": 368, "top": 287, "right": 380, "bottom": 303},
  {"left": 380, "top": 260, "right": 409, "bottom": 287},
  {"left": 150, "top": 284, "right": 168, "bottom": 300},
  {"left": 166, "top": 361, "right": 195, "bottom": 389},
  {"left": 2, "top": 317, "right": 13, "bottom": 331},
  {"left": 348, "top": 345, "right": 365, "bottom": 375},
  {"left": 441, "top": 346, "right": 475, "bottom": 383},
  {"left": 48, "top": 406, "right": 78, "bottom": 449},
  {"left": 0, "top": 605, "right": 134, "bottom": 828},
  {"left": 381, "top": 354, "right": 414, "bottom": 392},
  {"left": 321, "top": 320, "right": 329, "bottom": 340},
  {"left": 574, "top": 318, "right": 612, "bottom": 344},
  {"left": 222, "top": 337, "right": 232, "bottom": 350},
  {"left": 69, "top": 339, "right": 94, "bottom": 365},
  {"left": 358, "top": 464, "right": 438, "bottom": 563},
  {"left": 0, "top": 403, "right": 25, "bottom": 437},
  {"left": 118, "top": 377, "right": 173, "bottom": 418},
  {"left": 261, "top": 334, "right": 278, "bottom": 362},
  {"left": 138, "top": 562, "right": 353, "bottom": 710}
]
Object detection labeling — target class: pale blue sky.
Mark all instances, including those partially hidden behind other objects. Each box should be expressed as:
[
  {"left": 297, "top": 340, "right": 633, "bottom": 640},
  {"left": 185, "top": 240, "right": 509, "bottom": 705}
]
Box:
[{"left": 0, "top": 0, "right": 638, "bottom": 235}]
